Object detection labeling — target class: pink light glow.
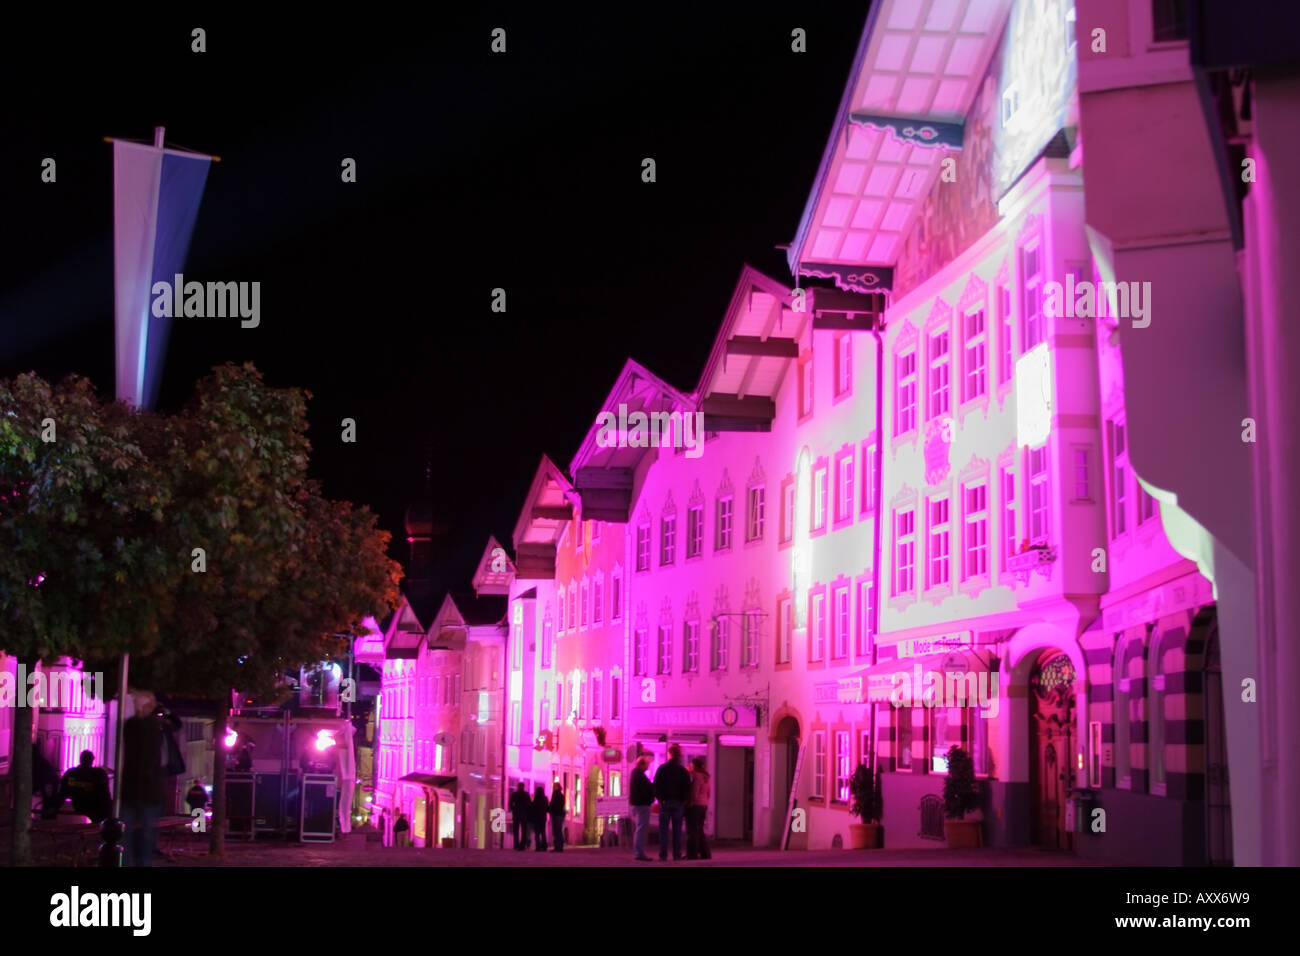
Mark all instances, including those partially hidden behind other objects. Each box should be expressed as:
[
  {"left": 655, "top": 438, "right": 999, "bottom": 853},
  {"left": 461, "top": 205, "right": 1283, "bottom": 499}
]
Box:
[
  {"left": 314, "top": 730, "right": 337, "bottom": 752},
  {"left": 223, "top": 729, "right": 238, "bottom": 749}
]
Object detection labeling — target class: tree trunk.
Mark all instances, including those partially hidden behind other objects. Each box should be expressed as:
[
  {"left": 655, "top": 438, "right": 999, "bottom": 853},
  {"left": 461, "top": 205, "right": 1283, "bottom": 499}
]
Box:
[
  {"left": 9, "top": 657, "right": 34, "bottom": 866},
  {"left": 209, "top": 697, "right": 228, "bottom": 858}
]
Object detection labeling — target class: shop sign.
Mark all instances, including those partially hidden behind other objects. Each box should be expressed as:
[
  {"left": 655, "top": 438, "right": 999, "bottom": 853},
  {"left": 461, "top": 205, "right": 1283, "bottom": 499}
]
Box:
[
  {"left": 898, "top": 631, "right": 971, "bottom": 658},
  {"left": 814, "top": 678, "right": 863, "bottom": 704}
]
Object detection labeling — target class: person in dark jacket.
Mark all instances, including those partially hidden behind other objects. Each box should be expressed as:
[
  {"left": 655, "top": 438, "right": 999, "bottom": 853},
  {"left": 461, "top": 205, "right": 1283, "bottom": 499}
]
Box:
[
  {"left": 57, "top": 751, "right": 112, "bottom": 824},
  {"left": 531, "top": 786, "right": 549, "bottom": 851},
  {"left": 121, "top": 689, "right": 167, "bottom": 866},
  {"left": 510, "top": 782, "right": 531, "bottom": 850},
  {"left": 548, "top": 783, "right": 567, "bottom": 852},
  {"left": 653, "top": 744, "right": 692, "bottom": 861},
  {"left": 629, "top": 754, "right": 655, "bottom": 861},
  {"left": 394, "top": 812, "right": 411, "bottom": 848},
  {"left": 185, "top": 778, "right": 209, "bottom": 815}
]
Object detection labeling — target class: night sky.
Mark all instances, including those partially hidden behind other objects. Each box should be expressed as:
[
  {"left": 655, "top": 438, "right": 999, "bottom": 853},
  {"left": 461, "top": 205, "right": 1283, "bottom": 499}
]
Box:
[{"left": 1, "top": 7, "right": 867, "bottom": 597}]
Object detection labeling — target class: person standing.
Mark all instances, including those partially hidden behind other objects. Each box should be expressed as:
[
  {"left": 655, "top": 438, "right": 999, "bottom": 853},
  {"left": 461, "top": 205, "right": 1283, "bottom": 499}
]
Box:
[
  {"left": 548, "top": 783, "right": 567, "bottom": 853},
  {"left": 686, "top": 756, "right": 712, "bottom": 860},
  {"left": 510, "top": 782, "right": 531, "bottom": 850},
  {"left": 120, "top": 689, "right": 166, "bottom": 866},
  {"left": 653, "top": 744, "right": 690, "bottom": 861},
  {"left": 629, "top": 754, "right": 655, "bottom": 861},
  {"left": 57, "top": 751, "right": 112, "bottom": 824},
  {"left": 394, "top": 812, "right": 410, "bottom": 848},
  {"left": 185, "top": 778, "right": 209, "bottom": 816},
  {"left": 531, "top": 785, "right": 549, "bottom": 852}
]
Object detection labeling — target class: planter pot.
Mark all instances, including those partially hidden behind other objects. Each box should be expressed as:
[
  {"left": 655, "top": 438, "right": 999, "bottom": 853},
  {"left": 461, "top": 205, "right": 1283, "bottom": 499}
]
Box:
[
  {"left": 848, "top": 822, "right": 882, "bottom": 849},
  {"left": 944, "top": 819, "right": 982, "bottom": 848}
]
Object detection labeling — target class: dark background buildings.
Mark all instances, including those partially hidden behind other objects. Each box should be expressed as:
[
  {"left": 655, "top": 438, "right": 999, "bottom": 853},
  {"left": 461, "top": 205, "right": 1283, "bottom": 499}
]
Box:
[{"left": 1, "top": 7, "right": 866, "bottom": 594}]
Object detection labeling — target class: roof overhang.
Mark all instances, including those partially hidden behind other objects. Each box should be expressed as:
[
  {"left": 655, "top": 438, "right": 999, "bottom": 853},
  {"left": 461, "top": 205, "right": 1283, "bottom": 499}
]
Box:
[
  {"left": 570, "top": 359, "right": 694, "bottom": 521},
  {"left": 789, "top": 0, "right": 1013, "bottom": 292},
  {"left": 694, "top": 265, "right": 799, "bottom": 433},
  {"left": 510, "top": 456, "right": 574, "bottom": 579}
]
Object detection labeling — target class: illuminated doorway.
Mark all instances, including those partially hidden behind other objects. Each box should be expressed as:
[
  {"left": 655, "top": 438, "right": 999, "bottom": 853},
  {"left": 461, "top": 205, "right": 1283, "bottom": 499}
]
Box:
[{"left": 1028, "top": 650, "right": 1075, "bottom": 850}]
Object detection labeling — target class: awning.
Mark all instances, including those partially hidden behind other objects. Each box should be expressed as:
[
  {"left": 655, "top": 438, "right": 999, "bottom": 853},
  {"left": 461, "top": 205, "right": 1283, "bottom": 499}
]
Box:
[{"left": 399, "top": 774, "right": 457, "bottom": 803}]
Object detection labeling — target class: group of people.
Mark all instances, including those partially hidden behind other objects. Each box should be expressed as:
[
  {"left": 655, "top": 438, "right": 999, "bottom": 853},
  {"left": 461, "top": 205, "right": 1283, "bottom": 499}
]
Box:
[
  {"left": 630, "top": 744, "right": 711, "bottom": 861},
  {"left": 510, "top": 782, "right": 570, "bottom": 851}
]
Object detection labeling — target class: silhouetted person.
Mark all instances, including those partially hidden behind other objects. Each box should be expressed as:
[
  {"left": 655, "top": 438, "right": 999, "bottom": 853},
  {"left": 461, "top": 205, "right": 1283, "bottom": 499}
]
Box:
[
  {"left": 548, "top": 784, "right": 567, "bottom": 852},
  {"left": 185, "top": 778, "right": 208, "bottom": 814},
  {"left": 58, "top": 750, "right": 111, "bottom": 824},
  {"left": 510, "top": 782, "right": 531, "bottom": 850},
  {"left": 394, "top": 812, "right": 410, "bottom": 848},
  {"left": 531, "top": 786, "right": 549, "bottom": 851},
  {"left": 687, "top": 756, "right": 711, "bottom": 860},
  {"left": 121, "top": 689, "right": 166, "bottom": 866},
  {"left": 653, "top": 744, "right": 691, "bottom": 861},
  {"left": 629, "top": 754, "right": 654, "bottom": 861}
]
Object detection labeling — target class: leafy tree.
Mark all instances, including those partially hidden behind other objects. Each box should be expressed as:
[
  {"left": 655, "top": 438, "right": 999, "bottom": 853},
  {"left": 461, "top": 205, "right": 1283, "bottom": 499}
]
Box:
[
  {"left": 0, "top": 374, "right": 174, "bottom": 865},
  {"left": 131, "top": 364, "right": 400, "bottom": 856}
]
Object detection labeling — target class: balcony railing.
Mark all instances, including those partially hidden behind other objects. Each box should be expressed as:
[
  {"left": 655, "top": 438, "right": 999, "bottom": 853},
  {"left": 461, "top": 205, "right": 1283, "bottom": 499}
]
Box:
[{"left": 1006, "top": 545, "right": 1057, "bottom": 584}]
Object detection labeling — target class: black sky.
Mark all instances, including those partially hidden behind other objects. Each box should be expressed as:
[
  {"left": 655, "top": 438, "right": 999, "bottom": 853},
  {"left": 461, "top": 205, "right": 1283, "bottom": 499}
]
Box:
[{"left": 1, "top": 6, "right": 868, "bottom": 598}]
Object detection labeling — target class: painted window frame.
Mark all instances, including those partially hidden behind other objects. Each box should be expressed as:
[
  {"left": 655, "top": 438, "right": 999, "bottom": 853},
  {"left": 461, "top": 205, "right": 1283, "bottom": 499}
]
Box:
[
  {"left": 686, "top": 504, "right": 704, "bottom": 559},
  {"left": 834, "top": 445, "right": 855, "bottom": 529},
  {"left": 747, "top": 485, "right": 766, "bottom": 543},
  {"left": 715, "top": 496, "right": 734, "bottom": 552}
]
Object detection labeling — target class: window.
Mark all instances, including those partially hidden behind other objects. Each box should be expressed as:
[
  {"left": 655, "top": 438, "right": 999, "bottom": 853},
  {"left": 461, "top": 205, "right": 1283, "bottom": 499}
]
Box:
[
  {"left": 747, "top": 486, "right": 765, "bottom": 542},
  {"left": 1002, "top": 84, "right": 1020, "bottom": 127},
  {"left": 776, "top": 598, "right": 792, "bottom": 665},
  {"left": 557, "top": 587, "right": 565, "bottom": 632},
  {"left": 856, "top": 582, "right": 874, "bottom": 656},
  {"left": 963, "top": 483, "right": 989, "bottom": 579},
  {"left": 860, "top": 443, "right": 878, "bottom": 515},
  {"left": 634, "top": 629, "right": 648, "bottom": 677},
  {"left": 611, "top": 674, "right": 621, "bottom": 720},
  {"left": 811, "top": 591, "right": 826, "bottom": 662},
  {"left": 568, "top": 586, "right": 577, "bottom": 633},
  {"left": 832, "top": 586, "right": 850, "bottom": 659},
  {"left": 834, "top": 731, "right": 851, "bottom": 802},
  {"left": 580, "top": 580, "right": 589, "bottom": 628},
  {"left": 593, "top": 575, "right": 603, "bottom": 625},
  {"left": 711, "top": 618, "right": 729, "bottom": 671},
  {"left": 743, "top": 611, "right": 760, "bottom": 668},
  {"left": 687, "top": 505, "right": 703, "bottom": 558},
  {"left": 660, "top": 514, "right": 676, "bottom": 566},
  {"left": 1151, "top": 670, "right": 1166, "bottom": 793},
  {"left": 1138, "top": 486, "right": 1157, "bottom": 524},
  {"left": 1151, "top": 0, "right": 1188, "bottom": 42},
  {"left": 1027, "top": 446, "right": 1050, "bottom": 543},
  {"left": 1073, "top": 448, "right": 1091, "bottom": 501},
  {"left": 799, "top": 354, "right": 814, "bottom": 417},
  {"left": 781, "top": 479, "right": 795, "bottom": 544},
  {"left": 1110, "top": 420, "right": 1128, "bottom": 536},
  {"left": 1001, "top": 468, "right": 1017, "bottom": 565},
  {"left": 611, "top": 572, "right": 622, "bottom": 621},
  {"left": 684, "top": 620, "right": 700, "bottom": 673},
  {"left": 1021, "top": 241, "right": 1044, "bottom": 350},
  {"left": 998, "top": 282, "right": 1013, "bottom": 383},
  {"left": 555, "top": 684, "right": 563, "bottom": 722},
  {"left": 834, "top": 333, "right": 852, "bottom": 397},
  {"left": 716, "top": 497, "right": 733, "bottom": 550},
  {"left": 896, "top": 350, "right": 917, "bottom": 435},
  {"left": 636, "top": 525, "right": 651, "bottom": 571},
  {"left": 812, "top": 465, "right": 828, "bottom": 531},
  {"left": 812, "top": 732, "right": 827, "bottom": 799},
  {"left": 1115, "top": 642, "right": 1131, "bottom": 787},
  {"left": 928, "top": 329, "right": 950, "bottom": 420},
  {"left": 657, "top": 625, "right": 672, "bottom": 676},
  {"left": 836, "top": 453, "right": 854, "bottom": 524},
  {"left": 928, "top": 497, "right": 951, "bottom": 588},
  {"left": 894, "top": 510, "right": 916, "bottom": 594},
  {"left": 592, "top": 521, "right": 601, "bottom": 544},
  {"left": 963, "top": 306, "right": 987, "bottom": 402}
]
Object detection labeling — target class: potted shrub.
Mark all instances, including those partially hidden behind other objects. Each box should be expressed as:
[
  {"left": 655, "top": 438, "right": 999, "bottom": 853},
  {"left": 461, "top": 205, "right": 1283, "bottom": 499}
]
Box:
[
  {"left": 847, "top": 764, "right": 883, "bottom": 849},
  {"left": 942, "top": 746, "right": 982, "bottom": 848}
]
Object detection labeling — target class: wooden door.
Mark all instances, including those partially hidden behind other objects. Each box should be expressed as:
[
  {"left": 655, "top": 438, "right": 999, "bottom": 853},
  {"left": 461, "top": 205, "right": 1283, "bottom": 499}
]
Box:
[{"left": 1029, "top": 651, "right": 1075, "bottom": 850}]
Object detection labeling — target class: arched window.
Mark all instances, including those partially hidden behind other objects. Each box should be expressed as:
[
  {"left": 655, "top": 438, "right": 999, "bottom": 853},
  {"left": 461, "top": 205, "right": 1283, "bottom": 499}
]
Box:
[{"left": 1113, "top": 636, "right": 1131, "bottom": 788}]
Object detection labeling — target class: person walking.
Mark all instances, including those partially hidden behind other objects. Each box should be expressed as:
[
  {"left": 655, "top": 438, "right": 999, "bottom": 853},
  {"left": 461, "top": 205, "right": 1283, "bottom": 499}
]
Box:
[
  {"left": 548, "top": 783, "right": 567, "bottom": 852},
  {"left": 686, "top": 756, "right": 712, "bottom": 860},
  {"left": 653, "top": 744, "right": 691, "bottom": 861},
  {"left": 510, "top": 782, "right": 531, "bottom": 850},
  {"left": 531, "top": 785, "right": 549, "bottom": 852},
  {"left": 629, "top": 754, "right": 655, "bottom": 861},
  {"left": 394, "top": 812, "right": 410, "bottom": 848}
]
